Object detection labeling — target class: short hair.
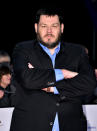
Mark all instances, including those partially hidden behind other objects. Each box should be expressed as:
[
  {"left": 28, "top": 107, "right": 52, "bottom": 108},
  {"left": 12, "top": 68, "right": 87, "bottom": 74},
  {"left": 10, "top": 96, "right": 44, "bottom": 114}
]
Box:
[
  {"left": 35, "top": 8, "right": 64, "bottom": 24},
  {"left": 0, "top": 66, "right": 11, "bottom": 81},
  {"left": 0, "top": 50, "right": 10, "bottom": 58},
  {"left": 0, "top": 50, "right": 11, "bottom": 62}
]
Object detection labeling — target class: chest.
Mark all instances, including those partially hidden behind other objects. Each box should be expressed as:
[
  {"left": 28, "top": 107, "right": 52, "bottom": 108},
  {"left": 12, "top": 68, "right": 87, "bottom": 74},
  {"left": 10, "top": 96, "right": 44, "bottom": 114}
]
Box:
[{"left": 27, "top": 49, "right": 80, "bottom": 72}]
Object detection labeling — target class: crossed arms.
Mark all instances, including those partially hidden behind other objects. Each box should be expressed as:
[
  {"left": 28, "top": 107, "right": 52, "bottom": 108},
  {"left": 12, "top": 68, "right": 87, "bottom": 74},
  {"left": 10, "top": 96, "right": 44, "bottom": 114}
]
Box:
[
  {"left": 13, "top": 44, "right": 96, "bottom": 98},
  {"left": 28, "top": 63, "right": 78, "bottom": 93}
]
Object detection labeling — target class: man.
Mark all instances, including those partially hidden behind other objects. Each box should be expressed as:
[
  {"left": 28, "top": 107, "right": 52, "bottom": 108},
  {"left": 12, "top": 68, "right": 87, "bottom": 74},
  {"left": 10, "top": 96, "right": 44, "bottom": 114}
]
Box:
[{"left": 10, "top": 8, "right": 96, "bottom": 131}]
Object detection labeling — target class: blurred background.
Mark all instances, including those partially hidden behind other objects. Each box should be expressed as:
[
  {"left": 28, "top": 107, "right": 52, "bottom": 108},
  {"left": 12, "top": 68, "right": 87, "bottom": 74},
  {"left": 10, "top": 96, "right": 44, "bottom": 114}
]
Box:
[{"left": 0, "top": 0, "right": 97, "bottom": 66}]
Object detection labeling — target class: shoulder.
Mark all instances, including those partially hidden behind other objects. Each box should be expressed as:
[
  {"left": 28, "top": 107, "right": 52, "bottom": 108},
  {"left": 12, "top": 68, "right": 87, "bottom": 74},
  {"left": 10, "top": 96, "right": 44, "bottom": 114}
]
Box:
[
  {"left": 14, "top": 40, "right": 37, "bottom": 50},
  {"left": 64, "top": 42, "right": 84, "bottom": 51},
  {"left": 12, "top": 40, "right": 38, "bottom": 56},
  {"left": 62, "top": 42, "right": 86, "bottom": 55},
  {"left": 14, "top": 40, "right": 38, "bottom": 51}
]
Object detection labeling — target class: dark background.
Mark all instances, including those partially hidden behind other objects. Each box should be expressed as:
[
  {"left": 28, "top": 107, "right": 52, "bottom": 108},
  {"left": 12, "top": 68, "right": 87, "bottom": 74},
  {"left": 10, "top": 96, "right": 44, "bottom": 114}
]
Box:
[{"left": 1, "top": 0, "right": 97, "bottom": 67}]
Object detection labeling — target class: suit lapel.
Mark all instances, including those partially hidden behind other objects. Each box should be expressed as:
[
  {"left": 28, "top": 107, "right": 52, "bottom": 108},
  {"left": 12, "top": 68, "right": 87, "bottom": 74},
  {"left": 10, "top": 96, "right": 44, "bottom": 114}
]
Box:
[
  {"left": 55, "top": 42, "right": 68, "bottom": 68},
  {"left": 34, "top": 41, "right": 53, "bottom": 69}
]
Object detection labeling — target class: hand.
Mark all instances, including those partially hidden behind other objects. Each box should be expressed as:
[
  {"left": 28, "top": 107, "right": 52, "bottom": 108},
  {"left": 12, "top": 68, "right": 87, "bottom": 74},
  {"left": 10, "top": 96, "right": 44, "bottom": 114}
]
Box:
[
  {"left": 42, "top": 87, "right": 54, "bottom": 93},
  {"left": 61, "top": 69, "right": 78, "bottom": 79},
  {"left": 28, "top": 63, "right": 34, "bottom": 68},
  {"left": 28, "top": 63, "right": 54, "bottom": 92},
  {"left": 0, "top": 90, "right": 4, "bottom": 99}
]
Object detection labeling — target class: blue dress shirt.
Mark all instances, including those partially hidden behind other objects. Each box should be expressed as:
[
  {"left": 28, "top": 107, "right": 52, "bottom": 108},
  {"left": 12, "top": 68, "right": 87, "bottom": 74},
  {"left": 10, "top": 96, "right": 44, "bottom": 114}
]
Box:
[{"left": 39, "top": 43, "right": 64, "bottom": 131}]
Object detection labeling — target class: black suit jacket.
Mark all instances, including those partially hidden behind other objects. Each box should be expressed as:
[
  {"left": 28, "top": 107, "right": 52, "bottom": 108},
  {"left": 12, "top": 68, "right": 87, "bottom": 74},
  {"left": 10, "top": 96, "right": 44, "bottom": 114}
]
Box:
[{"left": 10, "top": 40, "right": 96, "bottom": 131}]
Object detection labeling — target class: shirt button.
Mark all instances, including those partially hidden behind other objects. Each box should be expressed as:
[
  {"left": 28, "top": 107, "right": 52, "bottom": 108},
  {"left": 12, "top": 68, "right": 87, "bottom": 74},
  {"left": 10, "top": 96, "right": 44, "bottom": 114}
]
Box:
[
  {"left": 50, "top": 122, "right": 53, "bottom": 126},
  {"left": 56, "top": 102, "right": 60, "bottom": 106}
]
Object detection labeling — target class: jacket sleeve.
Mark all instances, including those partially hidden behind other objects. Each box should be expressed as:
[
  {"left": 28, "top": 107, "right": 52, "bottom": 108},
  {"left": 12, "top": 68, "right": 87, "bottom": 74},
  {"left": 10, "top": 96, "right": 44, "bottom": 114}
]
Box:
[
  {"left": 56, "top": 48, "right": 96, "bottom": 99},
  {"left": 13, "top": 44, "right": 56, "bottom": 90}
]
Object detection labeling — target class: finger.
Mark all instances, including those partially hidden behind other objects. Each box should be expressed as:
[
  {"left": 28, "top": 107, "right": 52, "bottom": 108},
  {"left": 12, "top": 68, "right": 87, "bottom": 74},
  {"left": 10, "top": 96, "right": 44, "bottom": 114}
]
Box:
[
  {"left": 28, "top": 63, "right": 34, "bottom": 68},
  {"left": 42, "top": 88, "right": 48, "bottom": 91}
]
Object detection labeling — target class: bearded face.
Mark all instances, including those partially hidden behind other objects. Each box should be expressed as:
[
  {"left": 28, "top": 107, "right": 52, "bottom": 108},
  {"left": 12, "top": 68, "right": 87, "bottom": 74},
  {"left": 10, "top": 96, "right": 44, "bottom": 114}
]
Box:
[{"left": 35, "top": 15, "right": 64, "bottom": 49}]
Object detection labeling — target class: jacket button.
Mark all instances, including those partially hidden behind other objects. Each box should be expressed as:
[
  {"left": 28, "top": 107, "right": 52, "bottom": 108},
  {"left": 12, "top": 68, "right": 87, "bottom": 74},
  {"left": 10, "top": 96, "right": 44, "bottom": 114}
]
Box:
[
  {"left": 56, "top": 102, "right": 60, "bottom": 106},
  {"left": 47, "top": 82, "right": 54, "bottom": 86},
  {"left": 61, "top": 96, "right": 66, "bottom": 100},
  {"left": 50, "top": 122, "right": 53, "bottom": 126}
]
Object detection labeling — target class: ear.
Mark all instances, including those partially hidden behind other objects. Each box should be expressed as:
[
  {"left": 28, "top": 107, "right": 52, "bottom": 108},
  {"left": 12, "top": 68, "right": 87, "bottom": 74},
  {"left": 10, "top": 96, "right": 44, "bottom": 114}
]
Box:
[
  {"left": 34, "top": 23, "right": 38, "bottom": 33},
  {"left": 61, "top": 23, "right": 64, "bottom": 33}
]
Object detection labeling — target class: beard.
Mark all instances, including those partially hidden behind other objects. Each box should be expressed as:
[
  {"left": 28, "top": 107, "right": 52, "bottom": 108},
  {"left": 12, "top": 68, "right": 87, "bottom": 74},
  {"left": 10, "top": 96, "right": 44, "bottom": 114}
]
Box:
[{"left": 36, "top": 32, "right": 62, "bottom": 49}]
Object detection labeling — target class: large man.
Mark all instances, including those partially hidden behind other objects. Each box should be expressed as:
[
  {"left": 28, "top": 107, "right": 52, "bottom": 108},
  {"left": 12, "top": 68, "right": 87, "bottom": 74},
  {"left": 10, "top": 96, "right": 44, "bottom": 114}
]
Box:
[{"left": 10, "top": 8, "right": 96, "bottom": 131}]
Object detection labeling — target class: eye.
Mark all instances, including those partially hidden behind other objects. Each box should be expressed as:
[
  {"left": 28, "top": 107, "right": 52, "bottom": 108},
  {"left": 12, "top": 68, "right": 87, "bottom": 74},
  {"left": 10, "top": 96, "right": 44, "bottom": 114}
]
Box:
[
  {"left": 52, "top": 24, "right": 58, "bottom": 28},
  {"left": 52, "top": 25, "right": 56, "bottom": 27},
  {"left": 41, "top": 25, "right": 47, "bottom": 28}
]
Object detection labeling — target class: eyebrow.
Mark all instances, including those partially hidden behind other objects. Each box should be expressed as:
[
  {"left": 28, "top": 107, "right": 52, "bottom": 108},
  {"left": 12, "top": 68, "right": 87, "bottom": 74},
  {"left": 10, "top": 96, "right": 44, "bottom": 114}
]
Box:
[
  {"left": 52, "top": 23, "right": 59, "bottom": 25},
  {"left": 39, "top": 23, "right": 60, "bottom": 25}
]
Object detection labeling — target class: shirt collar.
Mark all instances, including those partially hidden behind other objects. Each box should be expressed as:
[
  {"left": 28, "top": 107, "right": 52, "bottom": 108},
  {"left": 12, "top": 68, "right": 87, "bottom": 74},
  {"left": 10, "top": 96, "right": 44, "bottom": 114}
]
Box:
[{"left": 39, "top": 42, "right": 61, "bottom": 55}]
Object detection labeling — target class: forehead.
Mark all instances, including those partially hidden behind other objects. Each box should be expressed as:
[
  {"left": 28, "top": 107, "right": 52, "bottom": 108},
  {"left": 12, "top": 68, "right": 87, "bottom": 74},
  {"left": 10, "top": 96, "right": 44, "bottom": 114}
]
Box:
[
  {"left": 0, "top": 56, "right": 10, "bottom": 63},
  {"left": 39, "top": 15, "right": 60, "bottom": 24}
]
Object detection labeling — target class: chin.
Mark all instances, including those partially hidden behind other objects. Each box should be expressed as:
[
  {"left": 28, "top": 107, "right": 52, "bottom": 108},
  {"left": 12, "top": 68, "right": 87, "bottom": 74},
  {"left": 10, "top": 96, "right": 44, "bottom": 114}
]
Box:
[{"left": 6, "top": 81, "right": 11, "bottom": 85}]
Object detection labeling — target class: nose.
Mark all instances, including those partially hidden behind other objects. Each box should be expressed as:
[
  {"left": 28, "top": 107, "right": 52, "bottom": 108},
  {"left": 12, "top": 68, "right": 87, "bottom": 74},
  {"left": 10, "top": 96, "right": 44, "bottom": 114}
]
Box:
[
  {"left": 7, "top": 74, "right": 11, "bottom": 79},
  {"left": 47, "top": 27, "right": 52, "bottom": 33}
]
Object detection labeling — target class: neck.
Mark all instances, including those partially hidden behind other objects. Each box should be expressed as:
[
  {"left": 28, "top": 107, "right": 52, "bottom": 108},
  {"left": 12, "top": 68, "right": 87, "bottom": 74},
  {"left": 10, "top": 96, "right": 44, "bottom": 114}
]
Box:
[{"left": 49, "top": 46, "right": 58, "bottom": 55}]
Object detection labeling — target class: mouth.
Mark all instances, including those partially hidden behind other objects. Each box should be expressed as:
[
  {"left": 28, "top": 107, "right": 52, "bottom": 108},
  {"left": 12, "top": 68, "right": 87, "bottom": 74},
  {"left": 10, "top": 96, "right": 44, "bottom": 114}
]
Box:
[
  {"left": 47, "top": 36, "right": 52, "bottom": 39},
  {"left": 45, "top": 34, "right": 54, "bottom": 37},
  {"left": 46, "top": 35, "right": 55, "bottom": 41}
]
